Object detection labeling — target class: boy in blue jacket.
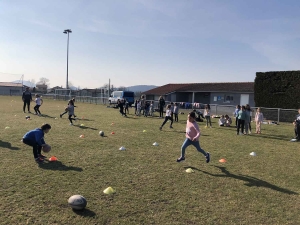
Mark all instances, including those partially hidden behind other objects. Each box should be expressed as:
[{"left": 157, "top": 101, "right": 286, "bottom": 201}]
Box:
[{"left": 22, "top": 124, "right": 51, "bottom": 163}]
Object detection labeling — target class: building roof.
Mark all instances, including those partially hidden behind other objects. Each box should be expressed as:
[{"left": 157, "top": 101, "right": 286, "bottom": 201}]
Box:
[
  {"left": 143, "top": 82, "right": 254, "bottom": 95},
  {"left": 142, "top": 83, "right": 191, "bottom": 95},
  {"left": 0, "top": 82, "right": 23, "bottom": 87}
]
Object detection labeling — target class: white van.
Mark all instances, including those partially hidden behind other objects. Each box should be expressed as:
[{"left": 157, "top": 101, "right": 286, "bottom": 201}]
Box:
[{"left": 108, "top": 91, "right": 135, "bottom": 106}]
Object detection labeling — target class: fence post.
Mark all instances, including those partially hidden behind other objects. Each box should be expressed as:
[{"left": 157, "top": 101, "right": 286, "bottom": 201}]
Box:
[
  {"left": 278, "top": 108, "right": 280, "bottom": 124},
  {"left": 216, "top": 105, "right": 218, "bottom": 115}
]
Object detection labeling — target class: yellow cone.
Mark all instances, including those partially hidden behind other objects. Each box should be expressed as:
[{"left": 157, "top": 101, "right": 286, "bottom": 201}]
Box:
[
  {"left": 80, "top": 124, "right": 85, "bottom": 127},
  {"left": 143, "top": 130, "right": 146, "bottom": 132},
  {"left": 185, "top": 168, "right": 194, "bottom": 173},
  {"left": 103, "top": 187, "right": 116, "bottom": 194}
]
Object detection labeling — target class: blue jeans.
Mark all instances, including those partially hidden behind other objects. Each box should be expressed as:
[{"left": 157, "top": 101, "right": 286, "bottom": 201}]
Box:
[{"left": 181, "top": 138, "right": 206, "bottom": 158}]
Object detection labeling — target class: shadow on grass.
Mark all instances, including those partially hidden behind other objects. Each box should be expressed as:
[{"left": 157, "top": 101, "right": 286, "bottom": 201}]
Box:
[
  {"left": 78, "top": 118, "right": 94, "bottom": 122},
  {"left": 74, "top": 125, "right": 98, "bottom": 130},
  {"left": 40, "top": 114, "right": 57, "bottom": 119},
  {"left": 0, "top": 140, "right": 20, "bottom": 150},
  {"left": 72, "top": 208, "right": 96, "bottom": 217},
  {"left": 185, "top": 166, "right": 298, "bottom": 195},
  {"left": 39, "top": 161, "right": 83, "bottom": 172}
]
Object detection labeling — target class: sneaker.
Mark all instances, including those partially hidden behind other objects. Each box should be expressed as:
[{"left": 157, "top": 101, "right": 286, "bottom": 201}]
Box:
[
  {"left": 60, "top": 114, "right": 62, "bottom": 118},
  {"left": 159, "top": 127, "right": 162, "bottom": 131},
  {"left": 205, "top": 152, "right": 210, "bottom": 163},
  {"left": 38, "top": 154, "right": 47, "bottom": 159},
  {"left": 69, "top": 123, "right": 73, "bottom": 126},
  {"left": 35, "top": 158, "right": 44, "bottom": 164},
  {"left": 176, "top": 157, "right": 185, "bottom": 162},
  {"left": 23, "top": 111, "right": 26, "bottom": 113},
  {"left": 170, "top": 126, "right": 173, "bottom": 129},
  {"left": 28, "top": 111, "right": 31, "bottom": 113}
]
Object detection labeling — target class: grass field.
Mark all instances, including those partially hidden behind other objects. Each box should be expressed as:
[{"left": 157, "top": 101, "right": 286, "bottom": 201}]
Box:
[{"left": 0, "top": 96, "right": 299, "bottom": 225}]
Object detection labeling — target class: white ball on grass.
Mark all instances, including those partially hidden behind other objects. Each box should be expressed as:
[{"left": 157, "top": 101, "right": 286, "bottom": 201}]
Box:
[
  {"left": 68, "top": 195, "right": 87, "bottom": 210},
  {"left": 99, "top": 131, "right": 104, "bottom": 137}
]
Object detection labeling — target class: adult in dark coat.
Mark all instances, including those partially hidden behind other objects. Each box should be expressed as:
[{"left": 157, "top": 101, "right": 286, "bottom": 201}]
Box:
[
  {"left": 158, "top": 96, "right": 165, "bottom": 118},
  {"left": 22, "top": 87, "right": 32, "bottom": 113}
]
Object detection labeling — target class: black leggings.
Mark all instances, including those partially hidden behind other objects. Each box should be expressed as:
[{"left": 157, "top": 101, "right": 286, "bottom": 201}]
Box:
[
  {"left": 174, "top": 113, "right": 178, "bottom": 122},
  {"left": 34, "top": 105, "right": 41, "bottom": 114},
  {"left": 159, "top": 107, "right": 164, "bottom": 117},
  {"left": 23, "top": 100, "right": 31, "bottom": 112},
  {"left": 69, "top": 115, "right": 76, "bottom": 123},
  {"left": 161, "top": 116, "right": 173, "bottom": 127},
  {"left": 237, "top": 119, "right": 245, "bottom": 134},
  {"left": 23, "top": 138, "right": 42, "bottom": 159},
  {"left": 295, "top": 124, "right": 300, "bottom": 139}
]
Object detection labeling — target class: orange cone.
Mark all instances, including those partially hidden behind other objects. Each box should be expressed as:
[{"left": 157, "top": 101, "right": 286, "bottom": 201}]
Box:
[
  {"left": 49, "top": 156, "right": 58, "bottom": 162},
  {"left": 219, "top": 158, "right": 226, "bottom": 163},
  {"left": 79, "top": 134, "right": 85, "bottom": 138},
  {"left": 111, "top": 123, "right": 115, "bottom": 126},
  {"left": 111, "top": 132, "right": 115, "bottom": 135}
]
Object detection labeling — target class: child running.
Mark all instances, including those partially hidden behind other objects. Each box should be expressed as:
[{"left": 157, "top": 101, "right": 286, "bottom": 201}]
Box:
[
  {"left": 67, "top": 99, "right": 76, "bottom": 125},
  {"left": 60, "top": 98, "right": 77, "bottom": 118},
  {"left": 34, "top": 94, "right": 43, "bottom": 116},
  {"left": 159, "top": 104, "right": 173, "bottom": 130},
  {"left": 176, "top": 111, "right": 210, "bottom": 163},
  {"left": 22, "top": 123, "right": 51, "bottom": 164}
]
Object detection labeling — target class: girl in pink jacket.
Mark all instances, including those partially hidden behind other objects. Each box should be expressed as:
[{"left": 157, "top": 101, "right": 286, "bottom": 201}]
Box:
[{"left": 177, "top": 111, "right": 210, "bottom": 163}]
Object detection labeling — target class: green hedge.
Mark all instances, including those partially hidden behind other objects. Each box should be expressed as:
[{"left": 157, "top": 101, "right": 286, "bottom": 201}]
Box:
[{"left": 254, "top": 71, "right": 300, "bottom": 109}]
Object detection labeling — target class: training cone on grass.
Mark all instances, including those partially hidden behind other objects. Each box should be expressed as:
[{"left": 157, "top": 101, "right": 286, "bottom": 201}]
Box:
[
  {"left": 111, "top": 132, "right": 115, "bottom": 135},
  {"left": 152, "top": 142, "right": 159, "bottom": 146},
  {"left": 119, "top": 146, "right": 126, "bottom": 151},
  {"left": 103, "top": 187, "right": 116, "bottom": 195},
  {"left": 80, "top": 124, "right": 85, "bottom": 127},
  {"left": 111, "top": 123, "right": 115, "bottom": 126},
  {"left": 5, "top": 126, "right": 10, "bottom": 129},
  {"left": 143, "top": 130, "right": 146, "bottom": 132},
  {"left": 250, "top": 152, "right": 257, "bottom": 156},
  {"left": 185, "top": 168, "right": 194, "bottom": 173},
  {"left": 49, "top": 156, "right": 58, "bottom": 162},
  {"left": 79, "top": 134, "right": 85, "bottom": 138},
  {"left": 219, "top": 158, "right": 226, "bottom": 163}
]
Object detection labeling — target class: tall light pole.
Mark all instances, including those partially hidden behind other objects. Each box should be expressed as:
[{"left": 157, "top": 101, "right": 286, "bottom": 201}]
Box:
[{"left": 63, "top": 29, "right": 72, "bottom": 89}]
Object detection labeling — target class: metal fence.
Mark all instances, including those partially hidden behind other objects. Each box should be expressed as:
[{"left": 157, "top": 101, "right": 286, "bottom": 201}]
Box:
[{"left": 40, "top": 94, "right": 298, "bottom": 123}]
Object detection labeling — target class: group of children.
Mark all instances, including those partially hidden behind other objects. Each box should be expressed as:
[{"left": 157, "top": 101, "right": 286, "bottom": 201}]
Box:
[
  {"left": 22, "top": 95, "right": 300, "bottom": 165},
  {"left": 234, "top": 104, "right": 264, "bottom": 135}
]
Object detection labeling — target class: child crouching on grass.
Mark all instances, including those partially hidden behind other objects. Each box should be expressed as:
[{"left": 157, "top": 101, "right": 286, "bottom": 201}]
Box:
[
  {"left": 22, "top": 124, "right": 51, "bottom": 164},
  {"left": 176, "top": 111, "right": 210, "bottom": 163}
]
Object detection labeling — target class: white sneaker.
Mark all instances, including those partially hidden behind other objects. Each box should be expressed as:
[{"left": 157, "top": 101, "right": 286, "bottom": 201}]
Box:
[{"left": 69, "top": 123, "right": 73, "bottom": 126}]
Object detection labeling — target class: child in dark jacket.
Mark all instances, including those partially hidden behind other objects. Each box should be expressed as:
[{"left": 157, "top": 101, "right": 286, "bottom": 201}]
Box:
[{"left": 22, "top": 124, "right": 51, "bottom": 163}]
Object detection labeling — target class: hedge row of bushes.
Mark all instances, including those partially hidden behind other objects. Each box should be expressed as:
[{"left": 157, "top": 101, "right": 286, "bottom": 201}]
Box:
[{"left": 254, "top": 71, "right": 300, "bottom": 109}]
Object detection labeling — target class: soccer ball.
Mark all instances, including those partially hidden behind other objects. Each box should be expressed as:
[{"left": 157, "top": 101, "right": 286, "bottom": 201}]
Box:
[
  {"left": 99, "top": 131, "right": 104, "bottom": 137},
  {"left": 42, "top": 144, "right": 51, "bottom": 153}
]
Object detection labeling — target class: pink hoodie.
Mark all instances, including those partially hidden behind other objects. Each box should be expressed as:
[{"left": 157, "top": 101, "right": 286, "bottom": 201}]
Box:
[{"left": 186, "top": 120, "right": 200, "bottom": 141}]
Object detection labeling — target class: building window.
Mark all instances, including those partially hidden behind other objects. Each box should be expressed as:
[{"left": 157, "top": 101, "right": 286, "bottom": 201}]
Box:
[{"left": 224, "top": 95, "right": 233, "bottom": 103}]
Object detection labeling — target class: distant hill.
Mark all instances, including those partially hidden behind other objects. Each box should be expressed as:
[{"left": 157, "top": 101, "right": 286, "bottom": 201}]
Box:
[{"left": 126, "top": 85, "right": 158, "bottom": 92}]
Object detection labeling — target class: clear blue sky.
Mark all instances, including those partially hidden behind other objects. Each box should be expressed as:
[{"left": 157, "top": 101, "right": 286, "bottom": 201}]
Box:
[{"left": 1, "top": 0, "right": 300, "bottom": 88}]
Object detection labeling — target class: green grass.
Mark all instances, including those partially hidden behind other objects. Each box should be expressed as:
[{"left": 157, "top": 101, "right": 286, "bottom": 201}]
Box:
[{"left": 0, "top": 96, "right": 299, "bottom": 225}]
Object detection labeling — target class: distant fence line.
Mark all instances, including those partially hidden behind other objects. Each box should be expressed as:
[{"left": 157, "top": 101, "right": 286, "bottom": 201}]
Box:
[
  {"left": 2, "top": 93, "right": 297, "bottom": 123},
  {"left": 36, "top": 94, "right": 297, "bottom": 123}
]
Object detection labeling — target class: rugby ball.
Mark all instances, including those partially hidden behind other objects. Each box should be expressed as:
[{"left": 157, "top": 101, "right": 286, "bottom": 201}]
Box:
[
  {"left": 42, "top": 144, "right": 51, "bottom": 153},
  {"left": 68, "top": 195, "right": 87, "bottom": 210},
  {"left": 99, "top": 131, "right": 104, "bottom": 137}
]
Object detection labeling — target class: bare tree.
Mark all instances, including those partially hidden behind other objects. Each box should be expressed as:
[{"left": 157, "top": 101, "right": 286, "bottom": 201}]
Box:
[
  {"left": 68, "top": 81, "right": 74, "bottom": 88},
  {"left": 37, "top": 77, "right": 50, "bottom": 86}
]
